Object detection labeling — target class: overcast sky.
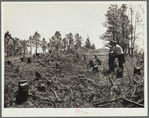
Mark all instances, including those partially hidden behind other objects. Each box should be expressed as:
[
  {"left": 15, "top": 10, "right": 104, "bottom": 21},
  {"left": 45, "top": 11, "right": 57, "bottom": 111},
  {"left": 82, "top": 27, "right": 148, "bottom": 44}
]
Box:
[{"left": 2, "top": 2, "right": 146, "bottom": 50}]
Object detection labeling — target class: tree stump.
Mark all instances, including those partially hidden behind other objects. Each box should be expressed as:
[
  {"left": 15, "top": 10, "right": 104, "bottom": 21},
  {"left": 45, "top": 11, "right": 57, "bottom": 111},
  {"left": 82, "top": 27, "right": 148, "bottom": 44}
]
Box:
[
  {"left": 37, "top": 84, "right": 46, "bottom": 92},
  {"left": 7, "top": 60, "right": 11, "bottom": 65},
  {"left": 15, "top": 80, "right": 28, "bottom": 104},
  {"left": 35, "top": 71, "right": 41, "bottom": 80},
  {"left": 77, "top": 53, "right": 79, "bottom": 59},
  {"left": 134, "top": 67, "right": 141, "bottom": 76},
  {"left": 20, "top": 58, "right": 24, "bottom": 62},
  {"left": 27, "top": 57, "right": 31, "bottom": 63}
]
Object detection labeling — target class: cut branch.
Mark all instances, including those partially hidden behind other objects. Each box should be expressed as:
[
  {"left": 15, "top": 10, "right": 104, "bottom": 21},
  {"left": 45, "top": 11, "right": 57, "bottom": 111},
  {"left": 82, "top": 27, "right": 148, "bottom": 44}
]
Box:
[
  {"left": 121, "top": 97, "right": 144, "bottom": 107},
  {"left": 93, "top": 97, "right": 144, "bottom": 108},
  {"left": 131, "top": 86, "right": 137, "bottom": 100},
  {"left": 50, "top": 88, "right": 61, "bottom": 101},
  {"left": 122, "top": 87, "right": 132, "bottom": 97},
  {"left": 28, "top": 94, "right": 53, "bottom": 106},
  {"left": 93, "top": 97, "right": 121, "bottom": 106}
]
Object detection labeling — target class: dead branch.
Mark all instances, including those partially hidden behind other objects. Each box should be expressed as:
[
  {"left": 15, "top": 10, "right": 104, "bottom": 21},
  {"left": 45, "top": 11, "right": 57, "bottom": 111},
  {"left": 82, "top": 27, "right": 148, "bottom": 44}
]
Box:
[
  {"left": 58, "top": 88, "right": 69, "bottom": 107},
  {"left": 93, "top": 96, "right": 144, "bottom": 108},
  {"left": 29, "top": 98, "right": 38, "bottom": 107},
  {"left": 137, "top": 98, "right": 144, "bottom": 104},
  {"left": 50, "top": 88, "right": 61, "bottom": 101},
  {"left": 38, "top": 60, "right": 47, "bottom": 67},
  {"left": 126, "top": 68, "right": 133, "bottom": 84},
  {"left": 93, "top": 97, "right": 121, "bottom": 106},
  {"left": 70, "top": 88, "right": 73, "bottom": 95},
  {"left": 131, "top": 86, "right": 137, "bottom": 100},
  {"left": 107, "top": 76, "right": 113, "bottom": 86},
  {"left": 28, "top": 94, "right": 53, "bottom": 106},
  {"left": 122, "top": 86, "right": 132, "bottom": 97},
  {"left": 121, "top": 97, "right": 144, "bottom": 107}
]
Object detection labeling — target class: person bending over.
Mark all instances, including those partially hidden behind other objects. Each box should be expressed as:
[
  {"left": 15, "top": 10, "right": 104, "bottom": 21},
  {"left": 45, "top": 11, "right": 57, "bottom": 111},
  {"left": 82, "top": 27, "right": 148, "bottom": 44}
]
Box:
[{"left": 107, "top": 40, "right": 125, "bottom": 73}]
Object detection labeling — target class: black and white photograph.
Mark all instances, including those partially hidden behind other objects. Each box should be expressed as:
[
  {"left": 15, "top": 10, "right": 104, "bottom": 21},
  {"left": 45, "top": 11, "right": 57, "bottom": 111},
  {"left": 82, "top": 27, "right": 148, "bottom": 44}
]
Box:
[{"left": 2, "top": 1, "right": 147, "bottom": 117}]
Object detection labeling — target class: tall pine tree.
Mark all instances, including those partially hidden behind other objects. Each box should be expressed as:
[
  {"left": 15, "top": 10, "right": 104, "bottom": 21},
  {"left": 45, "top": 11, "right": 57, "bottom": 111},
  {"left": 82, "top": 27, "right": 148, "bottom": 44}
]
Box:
[{"left": 101, "top": 4, "right": 133, "bottom": 54}]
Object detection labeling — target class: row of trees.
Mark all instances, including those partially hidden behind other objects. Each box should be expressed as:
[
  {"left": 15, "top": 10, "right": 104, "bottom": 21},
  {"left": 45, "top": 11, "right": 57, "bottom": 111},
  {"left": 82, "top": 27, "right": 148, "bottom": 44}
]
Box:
[
  {"left": 4, "top": 31, "right": 96, "bottom": 57},
  {"left": 101, "top": 4, "right": 144, "bottom": 55},
  {"left": 4, "top": 31, "right": 28, "bottom": 57}
]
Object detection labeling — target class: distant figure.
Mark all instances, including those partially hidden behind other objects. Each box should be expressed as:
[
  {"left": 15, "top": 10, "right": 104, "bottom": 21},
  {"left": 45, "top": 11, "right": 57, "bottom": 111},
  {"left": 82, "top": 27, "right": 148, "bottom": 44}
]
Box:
[
  {"left": 94, "top": 55, "right": 101, "bottom": 65},
  {"left": 93, "top": 65, "right": 98, "bottom": 72}
]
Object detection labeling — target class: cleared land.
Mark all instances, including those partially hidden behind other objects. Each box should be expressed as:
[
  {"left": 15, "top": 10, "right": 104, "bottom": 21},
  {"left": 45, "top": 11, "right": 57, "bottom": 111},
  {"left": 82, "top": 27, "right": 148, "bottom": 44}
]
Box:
[{"left": 4, "top": 49, "right": 144, "bottom": 108}]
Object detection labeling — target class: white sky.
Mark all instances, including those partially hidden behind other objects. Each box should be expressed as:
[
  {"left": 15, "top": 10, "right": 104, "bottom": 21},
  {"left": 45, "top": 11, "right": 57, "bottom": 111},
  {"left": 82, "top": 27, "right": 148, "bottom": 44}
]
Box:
[{"left": 2, "top": 2, "right": 146, "bottom": 50}]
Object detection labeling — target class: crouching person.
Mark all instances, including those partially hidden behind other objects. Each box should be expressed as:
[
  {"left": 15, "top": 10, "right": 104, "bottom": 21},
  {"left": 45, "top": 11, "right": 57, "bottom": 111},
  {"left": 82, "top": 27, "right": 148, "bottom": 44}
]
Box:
[
  {"left": 92, "top": 55, "right": 100, "bottom": 73},
  {"left": 93, "top": 65, "right": 98, "bottom": 72}
]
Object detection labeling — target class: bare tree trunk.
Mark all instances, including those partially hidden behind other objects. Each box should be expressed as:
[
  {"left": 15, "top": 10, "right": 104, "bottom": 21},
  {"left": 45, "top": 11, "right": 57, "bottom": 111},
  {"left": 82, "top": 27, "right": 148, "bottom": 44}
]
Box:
[
  {"left": 24, "top": 47, "right": 25, "bottom": 56},
  {"left": 122, "top": 15, "right": 125, "bottom": 51},
  {"left": 16, "top": 49, "right": 18, "bottom": 57},
  {"left": 113, "top": 7, "right": 115, "bottom": 40},
  {"left": 5, "top": 42, "right": 8, "bottom": 57},
  {"left": 14, "top": 45, "right": 15, "bottom": 57},
  {"left": 36, "top": 39, "right": 37, "bottom": 55},
  {"left": 130, "top": 7, "right": 133, "bottom": 56},
  {"left": 30, "top": 45, "right": 32, "bottom": 55}
]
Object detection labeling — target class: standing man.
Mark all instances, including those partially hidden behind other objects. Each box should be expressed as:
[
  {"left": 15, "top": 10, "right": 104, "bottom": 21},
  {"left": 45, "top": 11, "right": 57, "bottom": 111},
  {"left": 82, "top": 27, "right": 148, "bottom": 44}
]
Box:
[{"left": 107, "top": 40, "right": 125, "bottom": 74}]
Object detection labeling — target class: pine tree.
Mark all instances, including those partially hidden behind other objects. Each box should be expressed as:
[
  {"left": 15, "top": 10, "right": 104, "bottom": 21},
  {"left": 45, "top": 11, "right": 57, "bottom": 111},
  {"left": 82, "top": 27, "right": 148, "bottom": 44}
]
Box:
[
  {"left": 33, "top": 31, "right": 41, "bottom": 54},
  {"left": 85, "top": 37, "right": 91, "bottom": 49},
  {"left": 101, "top": 4, "right": 132, "bottom": 54}
]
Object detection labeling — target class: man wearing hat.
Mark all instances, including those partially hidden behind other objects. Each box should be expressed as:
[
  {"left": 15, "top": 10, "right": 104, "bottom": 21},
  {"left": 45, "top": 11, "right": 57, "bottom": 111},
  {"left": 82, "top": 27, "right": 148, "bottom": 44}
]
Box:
[{"left": 107, "top": 40, "right": 125, "bottom": 74}]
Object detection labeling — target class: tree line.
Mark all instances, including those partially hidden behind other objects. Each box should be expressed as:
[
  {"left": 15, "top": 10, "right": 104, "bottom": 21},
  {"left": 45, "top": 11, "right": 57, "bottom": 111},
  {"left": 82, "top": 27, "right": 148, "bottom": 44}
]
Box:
[
  {"left": 101, "top": 4, "right": 144, "bottom": 56},
  {"left": 4, "top": 4, "right": 144, "bottom": 57},
  {"left": 4, "top": 31, "right": 96, "bottom": 57}
]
